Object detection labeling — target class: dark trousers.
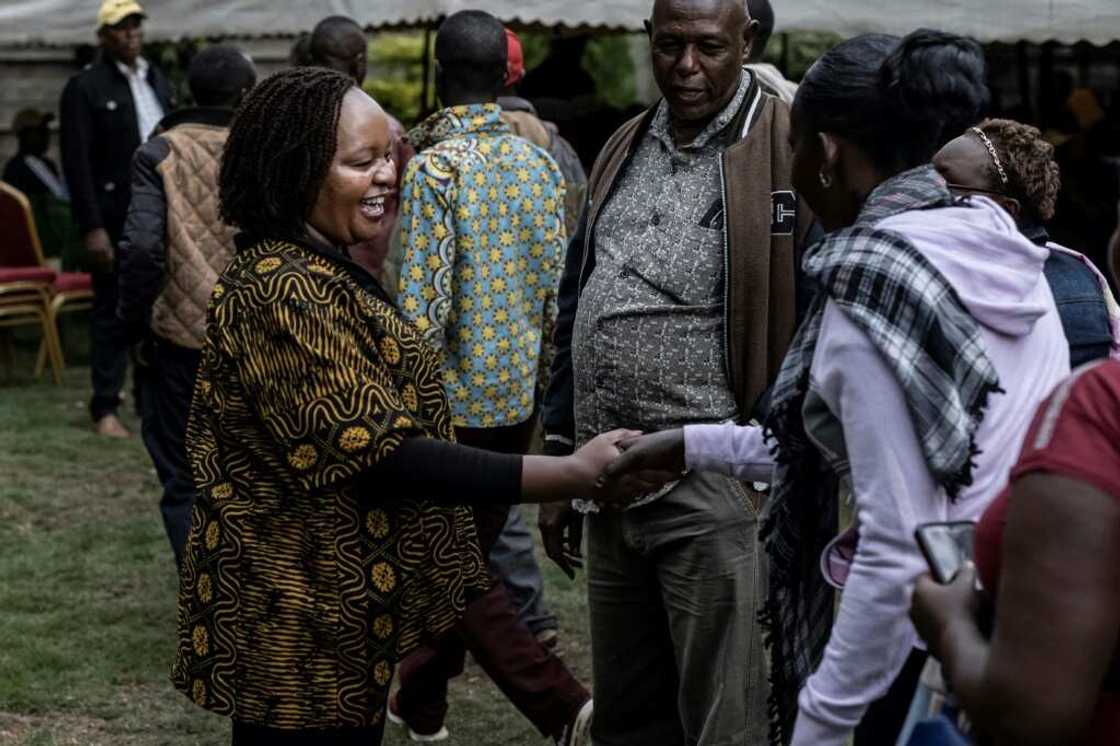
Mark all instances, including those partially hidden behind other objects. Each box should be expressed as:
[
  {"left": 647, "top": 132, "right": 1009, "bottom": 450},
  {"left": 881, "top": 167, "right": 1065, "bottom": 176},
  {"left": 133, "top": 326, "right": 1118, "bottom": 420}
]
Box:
[
  {"left": 89, "top": 268, "right": 131, "bottom": 421},
  {"left": 232, "top": 720, "right": 385, "bottom": 745},
  {"left": 139, "top": 337, "right": 201, "bottom": 566},
  {"left": 394, "top": 418, "right": 589, "bottom": 737},
  {"left": 586, "top": 471, "right": 768, "bottom": 746},
  {"left": 490, "top": 506, "right": 559, "bottom": 634},
  {"left": 854, "top": 648, "right": 929, "bottom": 745}
]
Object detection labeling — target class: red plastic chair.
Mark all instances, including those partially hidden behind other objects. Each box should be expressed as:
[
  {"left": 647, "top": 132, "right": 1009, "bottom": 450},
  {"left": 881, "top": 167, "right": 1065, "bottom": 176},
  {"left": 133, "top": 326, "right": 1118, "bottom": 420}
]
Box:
[
  {"left": 0, "top": 265, "right": 63, "bottom": 385},
  {"left": 0, "top": 181, "right": 73, "bottom": 382},
  {"left": 0, "top": 182, "right": 96, "bottom": 329}
]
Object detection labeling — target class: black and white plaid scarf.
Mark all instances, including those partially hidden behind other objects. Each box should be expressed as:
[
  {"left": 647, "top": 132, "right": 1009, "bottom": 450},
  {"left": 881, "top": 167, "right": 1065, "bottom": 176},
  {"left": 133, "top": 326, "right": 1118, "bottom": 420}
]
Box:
[{"left": 760, "top": 166, "right": 1003, "bottom": 745}]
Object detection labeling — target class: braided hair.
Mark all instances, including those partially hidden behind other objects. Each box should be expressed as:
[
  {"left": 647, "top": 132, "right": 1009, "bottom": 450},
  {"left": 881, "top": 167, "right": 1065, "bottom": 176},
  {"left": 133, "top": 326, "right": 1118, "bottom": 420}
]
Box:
[
  {"left": 219, "top": 66, "right": 355, "bottom": 243},
  {"left": 974, "top": 118, "right": 1062, "bottom": 223},
  {"left": 796, "top": 30, "right": 988, "bottom": 174}
]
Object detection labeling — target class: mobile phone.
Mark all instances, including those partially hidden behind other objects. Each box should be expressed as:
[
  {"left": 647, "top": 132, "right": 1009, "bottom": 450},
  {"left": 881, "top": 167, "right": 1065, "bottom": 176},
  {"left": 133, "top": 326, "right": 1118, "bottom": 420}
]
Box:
[{"left": 914, "top": 521, "right": 976, "bottom": 584}]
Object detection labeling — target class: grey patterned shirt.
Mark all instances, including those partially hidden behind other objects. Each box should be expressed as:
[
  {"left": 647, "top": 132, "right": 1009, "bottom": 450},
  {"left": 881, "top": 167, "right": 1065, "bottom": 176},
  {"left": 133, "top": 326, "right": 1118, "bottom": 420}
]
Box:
[{"left": 572, "top": 73, "right": 749, "bottom": 510}]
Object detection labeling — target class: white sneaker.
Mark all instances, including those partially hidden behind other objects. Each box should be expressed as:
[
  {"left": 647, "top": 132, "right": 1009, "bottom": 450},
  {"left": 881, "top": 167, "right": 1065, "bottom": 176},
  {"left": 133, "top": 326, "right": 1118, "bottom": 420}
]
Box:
[
  {"left": 387, "top": 700, "right": 450, "bottom": 742},
  {"left": 556, "top": 699, "right": 592, "bottom": 746}
]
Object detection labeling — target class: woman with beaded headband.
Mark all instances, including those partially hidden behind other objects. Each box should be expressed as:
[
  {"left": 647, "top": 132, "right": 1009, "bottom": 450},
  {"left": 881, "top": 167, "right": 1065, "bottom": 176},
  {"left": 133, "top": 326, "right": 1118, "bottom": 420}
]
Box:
[{"left": 934, "top": 118, "right": 1120, "bottom": 367}]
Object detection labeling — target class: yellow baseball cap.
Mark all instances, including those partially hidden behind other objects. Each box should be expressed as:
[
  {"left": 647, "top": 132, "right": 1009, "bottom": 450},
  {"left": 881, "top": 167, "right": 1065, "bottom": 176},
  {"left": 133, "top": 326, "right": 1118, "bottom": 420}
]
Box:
[{"left": 97, "top": 0, "right": 146, "bottom": 28}]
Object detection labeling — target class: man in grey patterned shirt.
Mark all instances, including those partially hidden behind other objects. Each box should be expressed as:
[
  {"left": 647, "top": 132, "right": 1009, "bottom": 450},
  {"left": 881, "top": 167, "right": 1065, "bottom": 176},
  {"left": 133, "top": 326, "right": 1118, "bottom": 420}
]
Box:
[
  {"left": 570, "top": 68, "right": 749, "bottom": 510},
  {"left": 539, "top": 0, "right": 812, "bottom": 743}
]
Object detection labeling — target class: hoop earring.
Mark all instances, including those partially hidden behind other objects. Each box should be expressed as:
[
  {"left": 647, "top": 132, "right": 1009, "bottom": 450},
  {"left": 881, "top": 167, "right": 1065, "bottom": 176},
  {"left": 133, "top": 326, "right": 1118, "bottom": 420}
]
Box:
[{"left": 819, "top": 171, "right": 832, "bottom": 189}]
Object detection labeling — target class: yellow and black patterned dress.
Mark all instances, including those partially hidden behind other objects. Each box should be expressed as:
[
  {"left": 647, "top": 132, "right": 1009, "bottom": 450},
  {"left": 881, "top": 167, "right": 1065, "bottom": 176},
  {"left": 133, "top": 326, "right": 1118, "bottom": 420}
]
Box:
[{"left": 172, "top": 237, "right": 489, "bottom": 729}]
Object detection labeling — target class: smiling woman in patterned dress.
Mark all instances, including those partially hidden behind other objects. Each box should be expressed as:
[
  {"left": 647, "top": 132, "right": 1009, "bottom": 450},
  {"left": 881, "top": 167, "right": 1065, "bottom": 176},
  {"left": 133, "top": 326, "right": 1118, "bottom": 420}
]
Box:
[{"left": 170, "top": 66, "right": 666, "bottom": 746}]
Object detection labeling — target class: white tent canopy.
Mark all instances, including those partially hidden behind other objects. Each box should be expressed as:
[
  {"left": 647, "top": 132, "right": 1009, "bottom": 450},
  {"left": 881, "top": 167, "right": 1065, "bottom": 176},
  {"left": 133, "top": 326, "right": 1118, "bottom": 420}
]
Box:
[
  {"left": 781, "top": 0, "right": 1120, "bottom": 45},
  {"left": 1, "top": 0, "right": 1119, "bottom": 46}
]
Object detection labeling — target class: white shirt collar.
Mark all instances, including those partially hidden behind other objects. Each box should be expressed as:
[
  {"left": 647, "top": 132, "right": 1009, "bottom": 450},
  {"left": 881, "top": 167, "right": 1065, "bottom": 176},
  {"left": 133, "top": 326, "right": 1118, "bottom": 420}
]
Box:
[{"left": 115, "top": 56, "right": 149, "bottom": 79}]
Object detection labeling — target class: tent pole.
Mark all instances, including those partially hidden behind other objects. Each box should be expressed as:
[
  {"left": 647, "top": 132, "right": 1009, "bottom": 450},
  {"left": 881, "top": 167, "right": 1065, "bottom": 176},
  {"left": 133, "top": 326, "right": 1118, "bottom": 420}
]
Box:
[
  {"left": 1076, "top": 41, "right": 1090, "bottom": 86},
  {"left": 1017, "top": 41, "right": 1033, "bottom": 125},
  {"left": 420, "top": 23, "right": 433, "bottom": 120}
]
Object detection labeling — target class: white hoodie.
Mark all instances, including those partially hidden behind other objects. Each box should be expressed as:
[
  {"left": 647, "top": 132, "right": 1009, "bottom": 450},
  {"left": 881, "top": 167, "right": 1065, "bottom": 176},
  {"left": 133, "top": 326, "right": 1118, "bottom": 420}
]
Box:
[{"left": 685, "top": 198, "right": 1070, "bottom": 746}]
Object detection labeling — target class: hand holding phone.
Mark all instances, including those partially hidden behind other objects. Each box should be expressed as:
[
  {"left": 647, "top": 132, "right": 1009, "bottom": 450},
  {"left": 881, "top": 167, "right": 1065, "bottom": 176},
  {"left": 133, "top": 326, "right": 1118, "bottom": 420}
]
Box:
[{"left": 915, "top": 521, "right": 976, "bottom": 584}]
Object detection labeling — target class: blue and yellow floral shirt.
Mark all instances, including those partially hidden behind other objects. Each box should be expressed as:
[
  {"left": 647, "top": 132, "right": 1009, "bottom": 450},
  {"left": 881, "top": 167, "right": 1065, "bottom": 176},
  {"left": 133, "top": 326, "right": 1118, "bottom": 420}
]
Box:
[{"left": 399, "top": 103, "right": 566, "bottom": 428}]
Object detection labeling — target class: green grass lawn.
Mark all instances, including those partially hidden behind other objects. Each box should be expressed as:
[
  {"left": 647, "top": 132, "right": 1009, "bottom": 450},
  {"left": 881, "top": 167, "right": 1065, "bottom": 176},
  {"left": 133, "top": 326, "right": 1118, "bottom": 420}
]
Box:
[{"left": 0, "top": 362, "right": 592, "bottom": 745}]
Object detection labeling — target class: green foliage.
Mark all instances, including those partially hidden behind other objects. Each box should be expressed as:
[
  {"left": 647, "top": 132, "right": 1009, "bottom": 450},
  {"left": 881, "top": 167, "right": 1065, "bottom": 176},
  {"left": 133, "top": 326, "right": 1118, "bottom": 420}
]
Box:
[
  {"left": 142, "top": 39, "right": 201, "bottom": 107},
  {"left": 515, "top": 31, "right": 640, "bottom": 109},
  {"left": 584, "top": 34, "right": 638, "bottom": 109},
  {"left": 518, "top": 31, "right": 551, "bottom": 71},
  {"left": 363, "top": 29, "right": 642, "bottom": 126},
  {"left": 761, "top": 31, "right": 844, "bottom": 83},
  {"left": 366, "top": 31, "right": 429, "bottom": 125},
  {"left": 370, "top": 31, "right": 425, "bottom": 61},
  {"left": 367, "top": 78, "right": 425, "bottom": 125}
]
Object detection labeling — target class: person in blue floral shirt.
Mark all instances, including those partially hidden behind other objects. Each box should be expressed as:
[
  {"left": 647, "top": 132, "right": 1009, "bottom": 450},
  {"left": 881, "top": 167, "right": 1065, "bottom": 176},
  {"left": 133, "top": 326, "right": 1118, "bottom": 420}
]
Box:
[
  {"left": 392, "top": 10, "right": 592, "bottom": 746},
  {"left": 398, "top": 47, "right": 566, "bottom": 431}
]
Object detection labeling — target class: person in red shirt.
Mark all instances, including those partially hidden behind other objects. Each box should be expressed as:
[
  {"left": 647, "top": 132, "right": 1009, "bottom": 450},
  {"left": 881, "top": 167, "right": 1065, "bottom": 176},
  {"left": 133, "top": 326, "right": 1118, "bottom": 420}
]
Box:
[{"left": 911, "top": 359, "right": 1120, "bottom": 746}]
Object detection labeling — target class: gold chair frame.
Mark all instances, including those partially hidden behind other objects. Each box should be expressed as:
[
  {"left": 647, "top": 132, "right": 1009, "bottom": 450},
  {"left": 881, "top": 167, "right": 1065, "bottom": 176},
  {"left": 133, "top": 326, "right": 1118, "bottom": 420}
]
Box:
[{"left": 0, "top": 181, "right": 81, "bottom": 383}]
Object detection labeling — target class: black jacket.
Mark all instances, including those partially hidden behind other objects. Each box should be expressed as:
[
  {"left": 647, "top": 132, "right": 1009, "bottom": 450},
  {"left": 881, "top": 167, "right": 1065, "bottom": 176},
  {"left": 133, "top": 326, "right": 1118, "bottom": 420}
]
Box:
[
  {"left": 117, "top": 107, "right": 234, "bottom": 347},
  {"left": 2, "top": 152, "right": 63, "bottom": 199},
  {"left": 59, "top": 54, "right": 173, "bottom": 237}
]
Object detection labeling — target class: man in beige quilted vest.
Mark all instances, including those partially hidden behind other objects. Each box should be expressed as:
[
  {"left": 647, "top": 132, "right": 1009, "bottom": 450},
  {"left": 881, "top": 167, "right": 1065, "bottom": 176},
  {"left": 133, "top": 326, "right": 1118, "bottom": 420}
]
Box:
[{"left": 117, "top": 45, "right": 256, "bottom": 565}]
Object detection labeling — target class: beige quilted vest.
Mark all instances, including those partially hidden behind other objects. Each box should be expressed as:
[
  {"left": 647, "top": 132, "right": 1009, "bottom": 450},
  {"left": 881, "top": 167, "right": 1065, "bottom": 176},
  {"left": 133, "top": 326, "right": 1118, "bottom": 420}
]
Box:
[{"left": 150, "top": 122, "right": 235, "bottom": 349}]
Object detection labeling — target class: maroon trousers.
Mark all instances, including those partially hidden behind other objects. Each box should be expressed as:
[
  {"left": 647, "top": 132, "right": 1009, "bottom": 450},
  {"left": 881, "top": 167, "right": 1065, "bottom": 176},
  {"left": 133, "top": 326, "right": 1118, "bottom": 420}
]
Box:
[{"left": 394, "top": 420, "right": 589, "bottom": 737}]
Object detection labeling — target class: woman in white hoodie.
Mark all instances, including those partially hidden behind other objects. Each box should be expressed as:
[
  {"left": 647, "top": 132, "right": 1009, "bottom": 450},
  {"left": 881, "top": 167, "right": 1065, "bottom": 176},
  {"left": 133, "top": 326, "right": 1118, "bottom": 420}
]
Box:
[{"left": 601, "top": 30, "right": 1071, "bottom": 746}]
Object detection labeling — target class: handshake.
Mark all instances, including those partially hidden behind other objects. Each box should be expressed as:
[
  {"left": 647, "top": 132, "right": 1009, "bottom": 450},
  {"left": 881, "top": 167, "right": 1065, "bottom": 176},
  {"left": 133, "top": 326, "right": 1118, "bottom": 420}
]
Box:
[
  {"left": 534, "top": 428, "right": 687, "bottom": 579},
  {"left": 569, "top": 428, "right": 687, "bottom": 504}
]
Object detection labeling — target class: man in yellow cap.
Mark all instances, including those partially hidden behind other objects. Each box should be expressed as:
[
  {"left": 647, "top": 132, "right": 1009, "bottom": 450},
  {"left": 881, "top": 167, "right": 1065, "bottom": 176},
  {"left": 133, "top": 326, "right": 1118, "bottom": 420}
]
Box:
[{"left": 59, "top": 0, "right": 173, "bottom": 437}]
